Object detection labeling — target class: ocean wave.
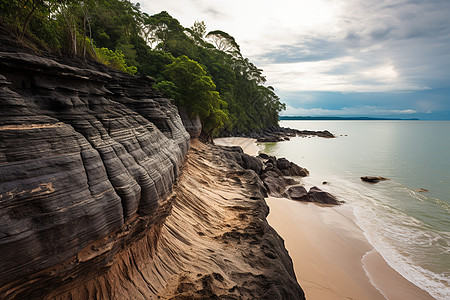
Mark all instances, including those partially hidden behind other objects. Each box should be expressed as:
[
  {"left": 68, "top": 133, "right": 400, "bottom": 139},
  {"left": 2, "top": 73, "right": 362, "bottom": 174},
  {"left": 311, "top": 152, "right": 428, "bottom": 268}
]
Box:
[{"left": 353, "top": 202, "right": 450, "bottom": 300}]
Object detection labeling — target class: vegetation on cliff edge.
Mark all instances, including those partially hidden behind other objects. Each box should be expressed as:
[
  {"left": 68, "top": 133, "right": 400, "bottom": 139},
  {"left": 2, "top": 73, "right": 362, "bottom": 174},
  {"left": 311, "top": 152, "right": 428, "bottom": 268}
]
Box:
[{"left": 0, "top": 0, "right": 285, "bottom": 138}]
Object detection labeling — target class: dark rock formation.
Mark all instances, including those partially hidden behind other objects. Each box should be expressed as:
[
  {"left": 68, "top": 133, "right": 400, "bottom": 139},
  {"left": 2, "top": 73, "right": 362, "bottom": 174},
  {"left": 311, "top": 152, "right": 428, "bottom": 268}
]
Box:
[
  {"left": 297, "top": 130, "right": 335, "bottom": 138},
  {"left": 361, "top": 176, "right": 389, "bottom": 183},
  {"left": 0, "top": 50, "right": 190, "bottom": 294},
  {"left": 284, "top": 177, "right": 300, "bottom": 186},
  {"left": 283, "top": 186, "right": 309, "bottom": 202},
  {"left": 0, "top": 30, "right": 305, "bottom": 297},
  {"left": 219, "top": 123, "right": 335, "bottom": 141},
  {"left": 223, "top": 149, "right": 340, "bottom": 206},
  {"left": 277, "top": 158, "right": 310, "bottom": 177},
  {"left": 179, "top": 106, "right": 202, "bottom": 139},
  {"left": 307, "top": 186, "right": 341, "bottom": 205},
  {"left": 262, "top": 172, "right": 287, "bottom": 197},
  {"left": 220, "top": 145, "right": 264, "bottom": 176}
]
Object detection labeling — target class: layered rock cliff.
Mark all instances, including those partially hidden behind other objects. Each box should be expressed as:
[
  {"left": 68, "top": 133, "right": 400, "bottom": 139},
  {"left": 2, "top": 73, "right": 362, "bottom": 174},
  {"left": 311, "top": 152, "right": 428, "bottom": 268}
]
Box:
[
  {"left": 0, "top": 32, "right": 304, "bottom": 299},
  {"left": 0, "top": 49, "right": 190, "bottom": 295}
]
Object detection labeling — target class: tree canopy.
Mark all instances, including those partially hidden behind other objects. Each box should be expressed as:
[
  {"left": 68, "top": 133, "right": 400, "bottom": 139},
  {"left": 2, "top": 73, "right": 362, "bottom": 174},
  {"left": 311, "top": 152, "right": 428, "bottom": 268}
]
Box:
[{"left": 0, "top": 0, "right": 286, "bottom": 137}]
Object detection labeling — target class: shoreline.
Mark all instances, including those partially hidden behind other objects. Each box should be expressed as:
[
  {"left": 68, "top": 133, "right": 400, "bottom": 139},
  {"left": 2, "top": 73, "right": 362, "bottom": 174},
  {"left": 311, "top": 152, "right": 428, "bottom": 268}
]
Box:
[
  {"left": 266, "top": 198, "right": 434, "bottom": 300},
  {"left": 216, "top": 136, "right": 435, "bottom": 300}
]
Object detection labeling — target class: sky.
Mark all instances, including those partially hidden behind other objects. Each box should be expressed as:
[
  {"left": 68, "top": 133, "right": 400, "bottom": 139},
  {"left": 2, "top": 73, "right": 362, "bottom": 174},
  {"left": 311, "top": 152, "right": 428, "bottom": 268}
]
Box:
[{"left": 140, "top": 0, "right": 450, "bottom": 120}]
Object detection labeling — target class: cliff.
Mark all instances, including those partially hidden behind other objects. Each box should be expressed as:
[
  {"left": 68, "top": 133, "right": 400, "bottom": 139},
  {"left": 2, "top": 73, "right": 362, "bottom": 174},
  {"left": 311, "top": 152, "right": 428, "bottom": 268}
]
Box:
[{"left": 0, "top": 32, "right": 304, "bottom": 298}]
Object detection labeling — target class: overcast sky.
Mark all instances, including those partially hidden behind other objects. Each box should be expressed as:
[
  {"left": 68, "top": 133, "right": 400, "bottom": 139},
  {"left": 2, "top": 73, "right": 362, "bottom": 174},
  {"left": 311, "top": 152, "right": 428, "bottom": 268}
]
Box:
[{"left": 140, "top": 0, "right": 450, "bottom": 120}]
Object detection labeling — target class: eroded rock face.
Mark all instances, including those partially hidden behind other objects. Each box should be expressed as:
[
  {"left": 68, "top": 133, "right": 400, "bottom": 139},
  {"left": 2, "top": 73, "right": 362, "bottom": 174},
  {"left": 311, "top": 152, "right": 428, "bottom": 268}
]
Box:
[
  {"left": 179, "top": 106, "right": 202, "bottom": 139},
  {"left": 0, "top": 51, "right": 190, "bottom": 290}
]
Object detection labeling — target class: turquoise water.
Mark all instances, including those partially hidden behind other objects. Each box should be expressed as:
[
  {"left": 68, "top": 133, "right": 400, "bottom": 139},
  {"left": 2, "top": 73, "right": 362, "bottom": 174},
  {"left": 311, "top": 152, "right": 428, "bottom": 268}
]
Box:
[{"left": 260, "top": 120, "right": 450, "bottom": 299}]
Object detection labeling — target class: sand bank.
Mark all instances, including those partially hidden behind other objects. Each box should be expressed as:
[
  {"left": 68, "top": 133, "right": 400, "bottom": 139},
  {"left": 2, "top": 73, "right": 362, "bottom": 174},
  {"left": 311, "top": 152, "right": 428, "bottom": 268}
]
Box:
[
  {"left": 266, "top": 197, "right": 434, "bottom": 300},
  {"left": 214, "top": 137, "right": 259, "bottom": 156}
]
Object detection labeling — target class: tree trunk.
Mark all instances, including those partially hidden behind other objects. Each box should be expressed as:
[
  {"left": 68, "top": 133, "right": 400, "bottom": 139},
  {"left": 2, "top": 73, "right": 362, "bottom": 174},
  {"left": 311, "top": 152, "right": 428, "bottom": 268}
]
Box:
[
  {"left": 83, "top": 11, "right": 87, "bottom": 58},
  {"left": 20, "top": 0, "right": 36, "bottom": 41},
  {"left": 87, "top": 17, "right": 96, "bottom": 56}
]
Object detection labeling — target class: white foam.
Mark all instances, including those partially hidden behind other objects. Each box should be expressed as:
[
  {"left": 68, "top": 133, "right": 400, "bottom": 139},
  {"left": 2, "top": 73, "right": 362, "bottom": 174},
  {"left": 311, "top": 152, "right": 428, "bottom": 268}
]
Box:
[
  {"left": 362, "top": 250, "right": 390, "bottom": 300},
  {"left": 353, "top": 202, "right": 450, "bottom": 300}
]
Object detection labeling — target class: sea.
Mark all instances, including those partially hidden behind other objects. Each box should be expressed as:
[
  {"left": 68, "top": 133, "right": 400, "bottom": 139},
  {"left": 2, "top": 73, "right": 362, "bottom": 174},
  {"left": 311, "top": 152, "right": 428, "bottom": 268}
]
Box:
[{"left": 259, "top": 120, "right": 450, "bottom": 299}]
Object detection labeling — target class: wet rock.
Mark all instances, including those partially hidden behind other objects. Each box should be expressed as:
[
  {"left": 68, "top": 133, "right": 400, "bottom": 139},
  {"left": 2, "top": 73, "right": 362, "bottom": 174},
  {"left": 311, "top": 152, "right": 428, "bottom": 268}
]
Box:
[
  {"left": 307, "top": 186, "right": 340, "bottom": 205},
  {"left": 361, "top": 176, "right": 389, "bottom": 183}
]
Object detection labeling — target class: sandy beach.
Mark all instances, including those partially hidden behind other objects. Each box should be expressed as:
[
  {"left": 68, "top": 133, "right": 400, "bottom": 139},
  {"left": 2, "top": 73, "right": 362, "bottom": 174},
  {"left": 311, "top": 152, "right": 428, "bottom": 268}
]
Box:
[
  {"left": 214, "top": 137, "right": 260, "bottom": 156},
  {"left": 217, "top": 137, "right": 434, "bottom": 300},
  {"left": 266, "top": 198, "right": 434, "bottom": 300}
]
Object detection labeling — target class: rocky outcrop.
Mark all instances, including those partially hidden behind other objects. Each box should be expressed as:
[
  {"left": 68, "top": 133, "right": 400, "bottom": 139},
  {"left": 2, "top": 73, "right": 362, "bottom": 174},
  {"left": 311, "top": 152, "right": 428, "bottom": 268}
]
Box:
[
  {"left": 361, "top": 176, "right": 389, "bottom": 183},
  {"left": 219, "top": 147, "right": 340, "bottom": 206},
  {"left": 219, "top": 124, "right": 335, "bottom": 142},
  {"left": 0, "top": 34, "right": 304, "bottom": 297},
  {"left": 179, "top": 106, "right": 202, "bottom": 139},
  {"left": 0, "top": 50, "right": 190, "bottom": 294},
  {"left": 276, "top": 157, "right": 310, "bottom": 177},
  {"left": 1, "top": 140, "right": 305, "bottom": 299}
]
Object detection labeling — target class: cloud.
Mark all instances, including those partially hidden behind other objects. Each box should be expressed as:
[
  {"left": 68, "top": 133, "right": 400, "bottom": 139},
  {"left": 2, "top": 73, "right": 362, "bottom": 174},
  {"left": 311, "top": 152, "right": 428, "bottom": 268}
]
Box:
[
  {"left": 281, "top": 105, "right": 417, "bottom": 116},
  {"left": 139, "top": 0, "right": 450, "bottom": 117}
]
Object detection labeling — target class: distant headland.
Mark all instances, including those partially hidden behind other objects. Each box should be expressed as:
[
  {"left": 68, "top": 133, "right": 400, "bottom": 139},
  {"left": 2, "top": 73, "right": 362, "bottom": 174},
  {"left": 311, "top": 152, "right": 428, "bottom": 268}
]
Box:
[{"left": 280, "top": 116, "right": 420, "bottom": 121}]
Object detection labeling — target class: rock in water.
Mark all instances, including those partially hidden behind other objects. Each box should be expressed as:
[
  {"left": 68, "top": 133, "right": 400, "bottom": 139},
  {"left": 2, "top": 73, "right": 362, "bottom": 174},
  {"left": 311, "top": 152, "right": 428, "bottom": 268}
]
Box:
[{"left": 361, "top": 176, "right": 389, "bottom": 183}]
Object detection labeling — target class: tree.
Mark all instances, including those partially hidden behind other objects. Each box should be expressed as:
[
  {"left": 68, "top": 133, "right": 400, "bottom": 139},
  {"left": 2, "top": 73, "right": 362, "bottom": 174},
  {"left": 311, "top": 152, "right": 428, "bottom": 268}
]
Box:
[
  {"left": 143, "top": 11, "right": 183, "bottom": 50},
  {"left": 162, "top": 55, "right": 229, "bottom": 141},
  {"left": 206, "top": 30, "right": 241, "bottom": 56}
]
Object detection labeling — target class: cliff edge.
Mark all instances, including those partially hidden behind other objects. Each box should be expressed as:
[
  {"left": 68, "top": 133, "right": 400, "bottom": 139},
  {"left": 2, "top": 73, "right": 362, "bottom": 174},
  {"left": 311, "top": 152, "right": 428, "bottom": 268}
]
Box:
[{"left": 0, "top": 33, "right": 304, "bottom": 299}]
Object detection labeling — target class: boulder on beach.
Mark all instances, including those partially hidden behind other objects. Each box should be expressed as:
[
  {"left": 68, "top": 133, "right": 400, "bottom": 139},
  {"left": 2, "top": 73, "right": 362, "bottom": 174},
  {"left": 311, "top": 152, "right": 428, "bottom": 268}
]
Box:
[
  {"left": 262, "top": 173, "right": 287, "bottom": 197},
  {"left": 360, "top": 176, "right": 389, "bottom": 183},
  {"left": 308, "top": 186, "right": 340, "bottom": 205},
  {"left": 283, "top": 186, "right": 309, "bottom": 202}
]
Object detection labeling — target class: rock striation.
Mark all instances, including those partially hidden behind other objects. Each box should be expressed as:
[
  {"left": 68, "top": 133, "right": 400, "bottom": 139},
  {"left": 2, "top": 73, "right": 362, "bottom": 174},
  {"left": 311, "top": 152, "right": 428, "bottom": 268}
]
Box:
[
  {"left": 0, "top": 32, "right": 304, "bottom": 298},
  {"left": 0, "top": 50, "right": 190, "bottom": 294}
]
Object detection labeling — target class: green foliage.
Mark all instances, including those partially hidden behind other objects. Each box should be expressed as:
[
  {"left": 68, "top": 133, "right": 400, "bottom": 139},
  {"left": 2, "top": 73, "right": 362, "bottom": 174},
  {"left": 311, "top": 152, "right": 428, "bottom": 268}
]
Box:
[
  {"left": 162, "top": 55, "right": 229, "bottom": 135},
  {"left": 0, "top": 0, "right": 285, "bottom": 135},
  {"left": 154, "top": 80, "right": 181, "bottom": 102},
  {"left": 95, "top": 46, "right": 137, "bottom": 75}
]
